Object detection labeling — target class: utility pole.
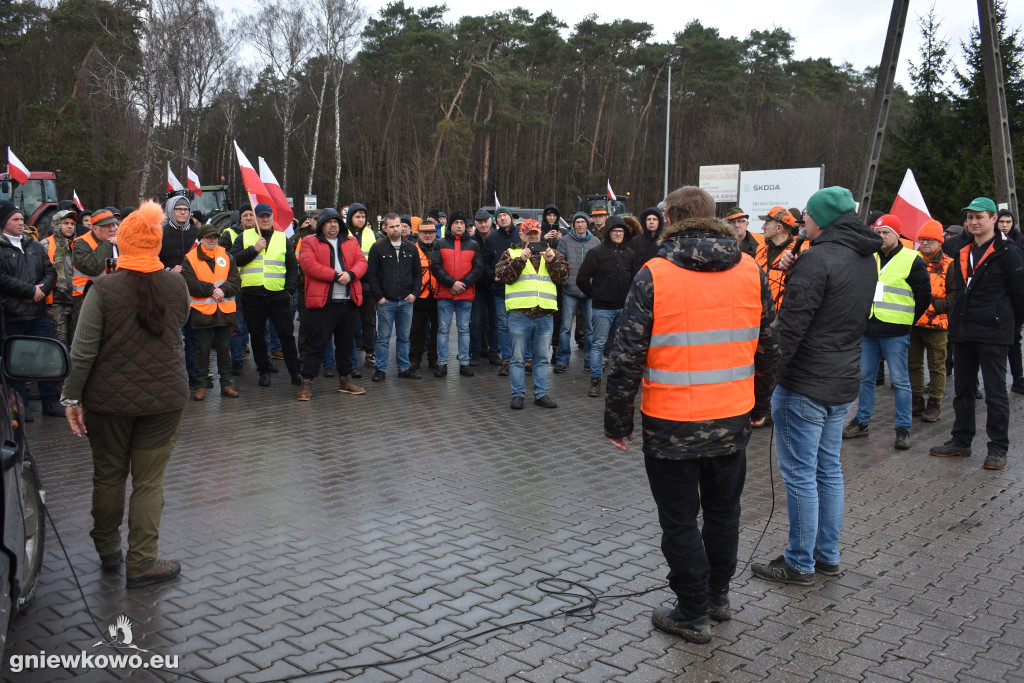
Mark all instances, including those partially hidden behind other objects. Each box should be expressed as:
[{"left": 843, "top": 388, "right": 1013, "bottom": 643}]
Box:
[
  {"left": 855, "top": 0, "right": 910, "bottom": 220},
  {"left": 978, "top": 0, "right": 1019, "bottom": 216}
]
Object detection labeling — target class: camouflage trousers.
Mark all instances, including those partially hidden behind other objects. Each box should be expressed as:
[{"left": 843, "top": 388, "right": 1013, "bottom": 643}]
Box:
[{"left": 47, "top": 303, "right": 73, "bottom": 349}]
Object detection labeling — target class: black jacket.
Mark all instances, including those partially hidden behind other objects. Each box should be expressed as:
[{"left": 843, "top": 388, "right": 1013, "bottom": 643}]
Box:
[
  {"left": 364, "top": 239, "right": 420, "bottom": 302},
  {"left": 576, "top": 233, "right": 637, "bottom": 310},
  {"left": 483, "top": 225, "right": 520, "bottom": 296},
  {"left": 947, "top": 234, "right": 1024, "bottom": 345},
  {"left": 630, "top": 207, "right": 665, "bottom": 268},
  {"left": 0, "top": 234, "right": 56, "bottom": 322},
  {"left": 776, "top": 211, "right": 883, "bottom": 405},
  {"left": 604, "top": 216, "right": 780, "bottom": 460},
  {"left": 230, "top": 227, "right": 299, "bottom": 297},
  {"left": 863, "top": 242, "right": 931, "bottom": 337}
]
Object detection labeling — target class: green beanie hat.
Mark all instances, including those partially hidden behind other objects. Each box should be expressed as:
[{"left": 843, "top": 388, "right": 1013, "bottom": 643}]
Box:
[
  {"left": 806, "top": 186, "right": 856, "bottom": 229},
  {"left": 494, "top": 207, "right": 513, "bottom": 219}
]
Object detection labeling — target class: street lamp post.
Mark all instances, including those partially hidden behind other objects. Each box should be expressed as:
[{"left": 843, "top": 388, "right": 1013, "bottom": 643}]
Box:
[{"left": 664, "top": 46, "right": 683, "bottom": 199}]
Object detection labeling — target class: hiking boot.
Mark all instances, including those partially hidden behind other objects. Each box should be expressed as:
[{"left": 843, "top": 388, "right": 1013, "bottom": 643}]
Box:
[
  {"left": 350, "top": 369, "right": 362, "bottom": 379},
  {"left": 1013, "top": 378, "right": 1024, "bottom": 395},
  {"left": 364, "top": 352, "right": 376, "bottom": 368},
  {"left": 814, "top": 559, "right": 841, "bottom": 576},
  {"left": 435, "top": 364, "right": 448, "bottom": 377},
  {"left": 510, "top": 396, "right": 524, "bottom": 410},
  {"left": 922, "top": 398, "right": 941, "bottom": 423},
  {"left": 707, "top": 591, "right": 731, "bottom": 622},
  {"left": 290, "top": 373, "right": 303, "bottom": 386},
  {"left": 499, "top": 360, "right": 510, "bottom": 376},
  {"left": 534, "top": 395, "right": 557, "bottom": 409},
  {"left": 323, "top": 367, "right": 336, "bottom": 378},
  {"left": 751, "top": 555, "right": 814, "bottom": 586},
  {"left": 193, "top": 387, "right": 206, "bottom": 401},
  {"left": 220, "top": 386, "right": 239, "bottom": 398},
  {"left": 912, "top": 395, "right": 925, "bottom": 416},
  {"left": 489, "top": 354, "right": 502, "bottom": 366},
  {"left": 553, "top": 363, "right": 567, "bottom": 373},
  {"left": 398, "top": 368, "right": 421, "bottom": 379},
  {"left": 895, "top": 427, "right": 911, "bottom": 450},
  {"left": 126, "top": 559, "right": 181, "bottom": 589},
  {"left": 983, "top": 450, "right": 1007, "bottom": 470},
  {"left": 930, "top": 440, "right": 972, "bottom": 458},
  {"left": 588, "top": 378, "right": 601, "bottom": 397},
  {"left": 842, "top": 418, "right": 869, "bottom": 439},
  {"left": 372, "top": 369, "right": 386, "bottom": 382},
  {"left": 468, "top": 355, "right": 480, "bottom": 367},
  {"left": 258, "top": 372, "right": 271, "bottom": 387},
  {"left": 100, "top": 550, "right": 123, "bottom": 572},
  {"left": 651, "top": 606, "right": 711, "bottom": 643},
  {"left": 297, "top": 378, "right": 313, "bottom": 401},
  {"left": 338, "top": 375, "right": 366, "bottom": 395},
  {"left": 271, "top": 350, "right": 284, "bottom": 359},
  {"left": 459, "top": 365, "right": 474, "bottom": 377}
]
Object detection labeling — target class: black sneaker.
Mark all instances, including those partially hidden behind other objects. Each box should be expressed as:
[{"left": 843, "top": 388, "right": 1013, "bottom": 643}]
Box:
[
  {"left": 510, "top": 396, "right": 524, "bottom": 410},
  {"left": 258, "top": 372, "right": 271, "bottom": 387},
  {"left": 983, "top": 450, "right": 1007, "bottom": 470},
  {"left": 372, "top": 369, "right": 386, "bottom": 382},
  {"left": 498, "top": 360, "right": 510, "bottom": 377},
  {"left": 553, "top": 364, "right": 567, "bottom": 373},
  {"left": 930, "top": 440, "right": 972, "bottom": 458},
  {"left": 434, "top": 364, "right": 448, "bottom": 377},
  {"left": 231, "top": 361, "right": 243, "bottom": 376},
  {"left": 468, "top": 355, "right": 480, "bottom": 367},
  {"left": 290, "top": 374, "right": 303, "bottom": 386},
  {"left": 398, "top": 368, "right": 421, "bottom": 379},
  {"left": 1013, "top": 378, "right": 1024, "bottom": 395},
  {"left": 459, "top": 365, "right": 474, "bottom": 377},
  {"left": 751, "top": 556, "right": 814, "bottom": 586},
  {"left": 651, "top": 606, "right": 711, "bottom": 644},
  {"left": 894, "top": 427, "right": 911, "bottom": 450},
  {"left": 814, "top": 559, "right": 840, "bottom": 576},
  {"left": 100, "top": 550, "right": 123, "bottom": 572},
  {"left": 842, "top": 418, "right": 869, "bottom": 439}
]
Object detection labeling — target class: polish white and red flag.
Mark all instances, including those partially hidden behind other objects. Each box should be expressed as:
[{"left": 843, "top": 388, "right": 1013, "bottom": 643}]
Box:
[
  {"left": 889, "top": 169, "right": 931, "bottom": 242},
  {"left": 258, "top": 156, "right": 293, "bottom": 234},
  {"left": 232, "top": 141, "right": 274, "bottom": 216},
  {"left": 167, "top": 163, "right": 184, "bottom": 193},
  {"left": 494, "top": 193, "right": 501, "bottom": 209},
  {"left": 7, "top": 147, "right": 29, "bottom": 184},
  {"left": 186, "top": 167, "right": 203, "bottom": 196},
  {"left": 72, "top": 190, "right": 84, "bottom": 211},
  {"left": 606, "top": 180, "right": 617, "bottom": 200}
]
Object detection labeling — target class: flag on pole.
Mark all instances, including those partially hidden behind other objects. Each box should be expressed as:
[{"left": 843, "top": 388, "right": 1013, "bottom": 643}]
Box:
[
  {"left": 494, "top": 193, "right": 501, "bottom": 209},
  {"left": 606, "top": 180, "right": 616, "bottom": 201},
  {"left": 167, "top": 163, "right": 184, "bottom": 193},
  {"left": 233, "top": 141, "right": 273, "bottom": 207},
  {"left": 889, "top": 169, "right": 931, "bottom": 242},
  {"left": 72, "top": 190, "right": 84, "bottom": 211},
  {"left": 186, "top": 167, "right": 203, "bottom": 197},
  {"left": 258, "top": 157, "right": 294, "bottom": 234},
  {"left": 7, "top": 147, "right": 29, "bottom": 184}
]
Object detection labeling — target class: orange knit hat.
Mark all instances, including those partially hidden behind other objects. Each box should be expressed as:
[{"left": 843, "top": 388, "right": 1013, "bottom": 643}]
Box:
[
  {"left": 917, "top": 219, "right": 944, "bottom": 243},
  {"left": 117, "top": 200, "right": 164, "bottom": 256}
]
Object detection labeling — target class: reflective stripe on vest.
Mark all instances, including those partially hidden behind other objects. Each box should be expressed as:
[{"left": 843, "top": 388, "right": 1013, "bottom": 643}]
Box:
[
  {"left": 504, "top": 248, "right": 557, "bottom": 311},
  {"left": 44, "top": 238, "right": 58, "bottom": 304},
  {"left": 72, "top": 231, "right": 105, "bottom": 296},
  {"left": 185, "top": 247, "right": 237, "bottom": 315},
  {"left": 916, "top": 251, "right": 952, "bottom": 330},
  {"left": 871, "top": 247, "right": 921, "bottom": 324},
  {"left": 240, "top": 229, "right": 287, "bottom": 290},
  {"left": 640, "top": 254, "right": 762, "bottom": 422}
]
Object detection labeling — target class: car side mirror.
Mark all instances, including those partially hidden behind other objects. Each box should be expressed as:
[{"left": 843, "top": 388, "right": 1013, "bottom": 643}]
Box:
[{"left": 3, "top": 336, "right": 69, "bottom": 381}]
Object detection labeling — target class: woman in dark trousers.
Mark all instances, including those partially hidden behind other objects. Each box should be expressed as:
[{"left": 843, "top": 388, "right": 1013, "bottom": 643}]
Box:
[{"left": 61, "top": 201, "right": 190, "bottom": 589}]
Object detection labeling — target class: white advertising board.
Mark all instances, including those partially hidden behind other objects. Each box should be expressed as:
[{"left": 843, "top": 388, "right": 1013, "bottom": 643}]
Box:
[
  {"left": 699, "top": 164, "right": 740, "bottom": 203},
  {"left": 738, "top": 167, "right": 824, "bottom": 232},
  {"left": 304, "top": 194, "right": 317, "bottom": 211}
]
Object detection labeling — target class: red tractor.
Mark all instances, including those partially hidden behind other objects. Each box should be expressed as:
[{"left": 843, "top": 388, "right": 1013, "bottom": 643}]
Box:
[{"left": 0, "top": 171, "right": 60, "bottom": 236}]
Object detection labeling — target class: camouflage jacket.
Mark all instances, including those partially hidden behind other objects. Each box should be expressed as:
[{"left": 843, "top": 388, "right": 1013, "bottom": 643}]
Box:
[
  {"left": 493, "top": 242, "right": 569, "bottom": 316},
  {"left": 603, "top": 216, "right": 780, "bottom": 460},
  {"left": 39, "top": 231, "right": 74, "bottom": 306}
]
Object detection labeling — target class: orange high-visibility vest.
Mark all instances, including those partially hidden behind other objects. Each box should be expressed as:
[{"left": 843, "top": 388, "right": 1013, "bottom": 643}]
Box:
[
  {"left": 915, "top": 250, "right": 952, "bottom": 330},
  {"left": 417, "top": 243, "right": 438, "bottom": 298},
  {"left": 185, "top": 246, "right": 236, "bottom": 315},
  {"left": 641, "top": 254, "right": 763, "bottom": 422},
  {"left": 43, "top": 237, "right": 65, "bottom": 305},
  {"left": 72, "top": 231, "right": 106, "bottom": 297},
  {"left": 754, "top": 239, "right": 795, "bottom": 311}
]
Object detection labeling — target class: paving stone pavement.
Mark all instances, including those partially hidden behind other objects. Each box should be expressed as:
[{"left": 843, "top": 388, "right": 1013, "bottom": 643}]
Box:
[{"left": 4, "top": 348, "right": 1024, "bottom": 681}]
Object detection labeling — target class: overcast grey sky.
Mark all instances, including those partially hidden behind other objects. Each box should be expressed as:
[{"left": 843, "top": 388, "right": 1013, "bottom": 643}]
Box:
[{"left": 218, "top": 0, "right": 1011, "bottom": 89}]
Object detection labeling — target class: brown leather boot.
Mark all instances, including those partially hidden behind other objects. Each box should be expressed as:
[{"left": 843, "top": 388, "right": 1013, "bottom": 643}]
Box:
[
  {"left": 193, "top": 387, "right": 206, "bottom": 401},
  {"left": 220, "top": 386, "right": 239, "bottom": 398},
  {"left": 297, "top": 378, "right": 313, "bottom": 401},
  {"left": 912, "top": 394, "right": 925, "bottom": 415},
  {"left": 588, "top": 377, "right": 601, "bottom": 397},
  {"left": 338, "top": 375, "right": 366, "bottom": 395},
  {"left": 922, "top": 397, "right": 941, "bottom": 423}
]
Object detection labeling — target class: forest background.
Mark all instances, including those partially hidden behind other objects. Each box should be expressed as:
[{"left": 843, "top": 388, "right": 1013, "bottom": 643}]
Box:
[{"left": 0, "top": 0, "right": 1020, "bottom": 223}]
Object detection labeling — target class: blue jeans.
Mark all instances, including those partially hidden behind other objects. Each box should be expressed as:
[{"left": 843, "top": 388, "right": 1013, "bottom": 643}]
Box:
[
  {"left": 556, "top": 295, "right": 592, "bottom": 366},
  {"left": 375, "top": 299, "right": 413, "bottom": 372},
  {"left": 855, "top": 334, "right": 912, "bottom": 430},
  {"left": 437, "top": 299, "right": 472, "bottom": 366},
  {"left": 590, "top": 308, "right": 620, "bottom": 379},
  {"left": 509, "top": 310, "right": 553, "bottom": 398},
  {"left": 493, "top": 295, "right": 511, "bottom": 361},
  {"left": 772, "top": 384, "right": 849, "bottom": 574}
]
